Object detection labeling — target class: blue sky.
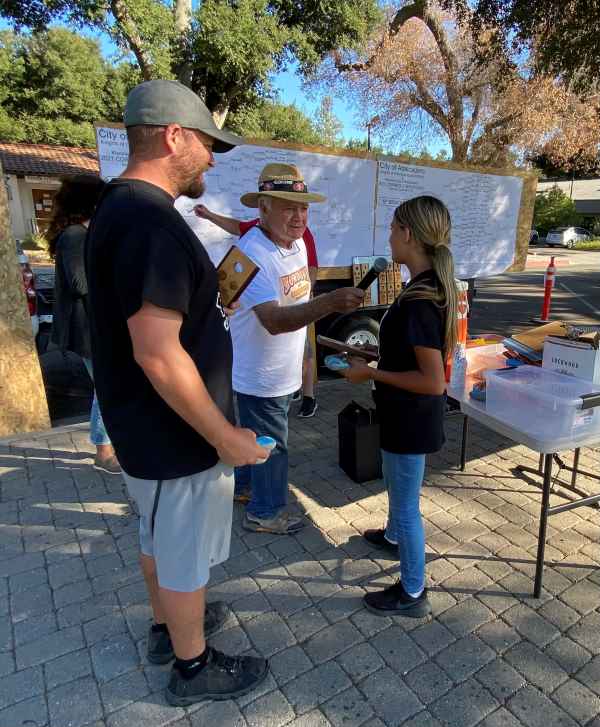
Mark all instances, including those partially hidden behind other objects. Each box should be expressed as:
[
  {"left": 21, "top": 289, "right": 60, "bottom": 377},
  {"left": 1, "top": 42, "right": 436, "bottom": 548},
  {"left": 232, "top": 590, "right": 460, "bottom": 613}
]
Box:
[{"left": 273, "top": 65, "right": 368, "bottom": 143}]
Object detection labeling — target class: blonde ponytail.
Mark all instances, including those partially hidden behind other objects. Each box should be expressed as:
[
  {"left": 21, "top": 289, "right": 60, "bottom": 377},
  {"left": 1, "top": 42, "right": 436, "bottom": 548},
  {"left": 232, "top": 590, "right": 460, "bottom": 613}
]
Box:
[
  {"left": 394, "top": 196, "right": 459, "bottom": 358},
  {"left": 431, "top": 244, "right": 458, "bottom": 357}
]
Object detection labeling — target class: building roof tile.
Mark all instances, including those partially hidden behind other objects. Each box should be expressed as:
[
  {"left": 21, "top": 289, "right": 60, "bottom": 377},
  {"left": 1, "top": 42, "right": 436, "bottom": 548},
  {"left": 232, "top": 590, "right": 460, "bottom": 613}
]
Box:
[{"left": 0, "top": 141, "right": 99, "bottom": 177}]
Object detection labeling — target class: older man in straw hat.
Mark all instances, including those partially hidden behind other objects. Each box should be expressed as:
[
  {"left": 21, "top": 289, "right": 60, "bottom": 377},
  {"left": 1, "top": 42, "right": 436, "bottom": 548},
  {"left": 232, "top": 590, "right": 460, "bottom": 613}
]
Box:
[{"left": 230, "top": 162, "right": 364, "bottom": 535}]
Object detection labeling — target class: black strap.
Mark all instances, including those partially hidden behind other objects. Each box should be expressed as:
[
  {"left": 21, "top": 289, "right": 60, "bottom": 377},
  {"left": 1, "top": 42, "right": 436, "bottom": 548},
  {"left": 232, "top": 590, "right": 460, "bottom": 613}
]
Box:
[
  {"left": 581, "top": 393, "right": 600, "bottom": 410},
  {"left": 493, "top": 366, "right": 519, "bottom": 375},
  {"left": 259, "top": 180, "right": 308, "bottom": 193},
  {"left": 150, "top": 480, "right": 163, "bottom": 537}
]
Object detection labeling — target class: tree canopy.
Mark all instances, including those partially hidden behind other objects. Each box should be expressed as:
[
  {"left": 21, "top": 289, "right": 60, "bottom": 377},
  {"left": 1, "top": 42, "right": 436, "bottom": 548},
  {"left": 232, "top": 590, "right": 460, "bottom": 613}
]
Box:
[
  {"left": 345, "top": 137, "right": 384, "bottom": 154},
  {"left": 228, "top": 100, "right": 323, "bottom": 146},
  {"left": 0, "top": 27, "right": 138, "bottom": 146},
  {"left": 457, "top": 0, "right": 600, "bottom": 95},
  {"left": 318, "top": 0, "right": 600, "bottom": 167},
  {"left": 313, "top": 96, "right": 343, "bottom": 148},
  {"left": 0, "top": 0, "right": 381, "bottom": 126},
  {"left": 533, "top": 185, "right": 581, "bottom": 236}
]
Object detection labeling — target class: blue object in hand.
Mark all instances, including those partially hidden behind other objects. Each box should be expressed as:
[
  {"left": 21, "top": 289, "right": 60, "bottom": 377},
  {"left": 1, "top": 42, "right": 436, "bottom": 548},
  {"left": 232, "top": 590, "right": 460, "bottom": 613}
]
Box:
[
  {"left": 324, "top": 354, "right": 350, "bottom": 371},
  {"left": 256, "top": 435, "right": 276, "bottom": 464}
]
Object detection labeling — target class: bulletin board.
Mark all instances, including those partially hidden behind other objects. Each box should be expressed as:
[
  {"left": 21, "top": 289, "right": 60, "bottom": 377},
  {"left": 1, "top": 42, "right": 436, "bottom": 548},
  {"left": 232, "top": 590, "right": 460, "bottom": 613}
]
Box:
[{"left": 94, "top": 125, "right": 536, "bottom": 277}]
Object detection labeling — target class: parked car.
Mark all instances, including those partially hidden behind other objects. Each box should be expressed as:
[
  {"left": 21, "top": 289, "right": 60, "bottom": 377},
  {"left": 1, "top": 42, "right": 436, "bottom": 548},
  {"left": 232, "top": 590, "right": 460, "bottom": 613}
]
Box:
[
  {"left": 546, "top": 226, "right": 591, "bottom": 249},
  {"left": 529, "top": 229, "right": 539, "bottom": 245},
  {"left": 15, "top": 240, "right": 39, "bottom": 338},
  {"left": 34, "top": 266, "right": 55, "bottom": 355}
]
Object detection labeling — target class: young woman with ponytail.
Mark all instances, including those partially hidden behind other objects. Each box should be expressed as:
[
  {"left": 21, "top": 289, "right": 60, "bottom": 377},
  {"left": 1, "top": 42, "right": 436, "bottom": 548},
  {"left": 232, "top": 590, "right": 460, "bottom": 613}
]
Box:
[{"left": 343, "top": 195, "right": 458, "bottom": 617}]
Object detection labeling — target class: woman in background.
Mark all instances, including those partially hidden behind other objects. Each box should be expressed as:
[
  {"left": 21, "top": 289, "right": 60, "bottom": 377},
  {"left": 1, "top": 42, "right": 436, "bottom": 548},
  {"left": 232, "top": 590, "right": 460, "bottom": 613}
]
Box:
[
  {"left": 344, "top": 195, "right": 458, "bottom": 617},
  {"left": 48, "top": 174, "right": 120, "bottom": 474}
]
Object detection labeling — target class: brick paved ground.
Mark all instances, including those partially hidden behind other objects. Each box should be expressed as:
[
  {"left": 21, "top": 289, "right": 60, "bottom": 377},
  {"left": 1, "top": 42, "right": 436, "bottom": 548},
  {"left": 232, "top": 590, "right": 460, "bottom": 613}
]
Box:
[{"left": 1, "top": 380, "right": 599, "bottom": 727}]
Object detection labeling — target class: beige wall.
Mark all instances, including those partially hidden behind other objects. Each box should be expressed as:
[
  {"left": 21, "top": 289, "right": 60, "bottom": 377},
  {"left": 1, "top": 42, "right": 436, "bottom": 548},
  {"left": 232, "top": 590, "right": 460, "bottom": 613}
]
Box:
[
  {"left": 4, "top": 174, "right": 26, "bottom": 239},
  {"left": 3, "top": 174, "right": 60, "bottom": 240},
  {"left": 537, "top": 178, "right": 600, "bottom": 215}
]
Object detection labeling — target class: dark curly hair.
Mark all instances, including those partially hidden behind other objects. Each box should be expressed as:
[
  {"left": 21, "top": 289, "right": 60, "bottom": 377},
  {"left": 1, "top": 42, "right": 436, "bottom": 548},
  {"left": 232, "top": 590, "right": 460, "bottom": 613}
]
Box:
[{"left": 47, "top": 174, "right": 106, "bottom": 258}]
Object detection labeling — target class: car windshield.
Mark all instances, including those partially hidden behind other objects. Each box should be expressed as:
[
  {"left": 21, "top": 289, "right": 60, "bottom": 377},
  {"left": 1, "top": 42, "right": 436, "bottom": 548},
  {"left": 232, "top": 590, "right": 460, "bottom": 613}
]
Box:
[{"left": 550, "top": 227, "right": 569, "bottom": 232}]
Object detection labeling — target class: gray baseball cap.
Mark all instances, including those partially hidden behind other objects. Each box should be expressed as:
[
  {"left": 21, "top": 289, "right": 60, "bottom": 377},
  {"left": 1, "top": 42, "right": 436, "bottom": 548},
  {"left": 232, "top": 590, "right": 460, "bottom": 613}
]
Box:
[{"left": 124, "top": 79, "right": 243, "bottom": 153}]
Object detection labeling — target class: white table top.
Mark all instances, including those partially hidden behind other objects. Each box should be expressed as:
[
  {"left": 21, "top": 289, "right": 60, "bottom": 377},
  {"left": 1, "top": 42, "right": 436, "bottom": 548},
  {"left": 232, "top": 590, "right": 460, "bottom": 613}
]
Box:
[{"left": 448, "top": 379, "right": 600, "bottom": 454}]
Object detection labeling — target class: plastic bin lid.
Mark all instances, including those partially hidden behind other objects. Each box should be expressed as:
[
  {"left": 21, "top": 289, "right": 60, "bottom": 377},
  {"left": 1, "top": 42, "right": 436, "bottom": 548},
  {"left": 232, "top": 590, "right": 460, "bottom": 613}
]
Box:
[{"left": 484, "top": 365, "right": 600, "bottom": 404}]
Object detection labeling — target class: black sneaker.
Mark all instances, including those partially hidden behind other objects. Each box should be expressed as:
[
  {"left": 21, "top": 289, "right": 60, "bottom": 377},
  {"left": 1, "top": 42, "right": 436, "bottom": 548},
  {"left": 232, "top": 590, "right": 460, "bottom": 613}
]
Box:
[
  {"left": 147, "top": 601, "right": 230, "bottom": 664},
  {"left": 298, "top": 397, "right": 318, "bottom": 418},
  {"left": 165, "top": 647, "right": 269, "bottom": 706},
  {"left": 363, "top": 580, "right": 431, "bottom": 618},
  {"left": 291, "top": 389, "right": 302, "bottom": 403},
  {"left": 363, "top": 528, "right": 398, "bottom": 553}
]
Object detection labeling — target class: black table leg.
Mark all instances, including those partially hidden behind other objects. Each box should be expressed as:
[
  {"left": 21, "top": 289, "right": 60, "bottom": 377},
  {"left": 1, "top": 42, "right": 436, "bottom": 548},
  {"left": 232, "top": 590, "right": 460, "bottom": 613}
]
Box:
[
  {"left": 534, "top": 453, "right": 553, "bottom": 598},
  {"left": 571, "top": 448, "right": 580, "bottom": 489},
  {"left": 460, "top": 415, "right": 469, "bottom": 472}
]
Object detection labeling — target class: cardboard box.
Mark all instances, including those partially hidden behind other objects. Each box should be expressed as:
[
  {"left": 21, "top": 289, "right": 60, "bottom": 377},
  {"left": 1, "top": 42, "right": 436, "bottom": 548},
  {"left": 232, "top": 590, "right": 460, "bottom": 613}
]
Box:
[
  {"left": 542, "top": 337, "right": 600, "bottom": 384},
  {"left": 360, "top": 263, "right": 372, "bottom": 306}
]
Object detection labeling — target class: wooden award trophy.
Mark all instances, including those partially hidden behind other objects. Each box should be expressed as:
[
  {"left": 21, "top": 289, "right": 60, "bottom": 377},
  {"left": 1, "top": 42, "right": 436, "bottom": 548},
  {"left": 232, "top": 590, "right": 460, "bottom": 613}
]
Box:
[{"left": 217, "top": 246, "right": 260, "bottom": 307}]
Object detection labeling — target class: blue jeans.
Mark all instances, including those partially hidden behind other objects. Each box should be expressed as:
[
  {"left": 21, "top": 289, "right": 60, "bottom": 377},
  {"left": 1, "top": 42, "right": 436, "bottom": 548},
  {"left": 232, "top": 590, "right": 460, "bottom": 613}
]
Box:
[
  {"left": 82, "top": 359, "right": 111, "bottom": 447},
  {"left": 235, "top": 392, "right": 292, "bottom": 520},
  {"left": 382, "top": 450, "right": 426, "bottom": 595}
]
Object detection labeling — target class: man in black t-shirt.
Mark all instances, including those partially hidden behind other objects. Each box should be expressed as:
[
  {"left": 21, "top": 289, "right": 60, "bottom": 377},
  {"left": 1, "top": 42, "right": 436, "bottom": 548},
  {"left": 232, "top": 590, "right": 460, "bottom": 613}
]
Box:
[{"left": 86, "top": 80, "right": 269, "bottom": 706}]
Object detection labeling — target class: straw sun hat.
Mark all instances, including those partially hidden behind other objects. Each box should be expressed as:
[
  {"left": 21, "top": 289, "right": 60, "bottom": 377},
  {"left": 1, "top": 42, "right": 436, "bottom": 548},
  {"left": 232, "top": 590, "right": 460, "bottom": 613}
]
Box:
[{"left": 240, "top": 163, "right": 326, "bottom": 208}]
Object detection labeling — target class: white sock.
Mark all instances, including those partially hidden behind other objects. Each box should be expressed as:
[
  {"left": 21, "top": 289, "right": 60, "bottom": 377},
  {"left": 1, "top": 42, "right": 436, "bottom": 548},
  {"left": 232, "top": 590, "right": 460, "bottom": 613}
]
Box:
[{"left": 407, "top": 588, "right": 423, "bottom": 599}]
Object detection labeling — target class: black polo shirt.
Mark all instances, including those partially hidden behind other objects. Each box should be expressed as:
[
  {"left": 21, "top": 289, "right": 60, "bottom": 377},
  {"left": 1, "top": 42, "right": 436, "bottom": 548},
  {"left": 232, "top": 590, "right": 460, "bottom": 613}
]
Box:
[
  {"left": 85, "top": 179, "right": 234, "bottom": 480},
  {"left": 374, "top": 270, "right": 447, "bottom": 454}
]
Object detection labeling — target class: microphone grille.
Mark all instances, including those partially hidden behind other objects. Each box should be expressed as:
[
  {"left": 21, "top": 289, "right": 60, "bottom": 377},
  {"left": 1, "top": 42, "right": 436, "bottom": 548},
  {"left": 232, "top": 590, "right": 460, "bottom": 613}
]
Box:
[{"left": 373, "top": 257, "right": 389, "bottom": 273}]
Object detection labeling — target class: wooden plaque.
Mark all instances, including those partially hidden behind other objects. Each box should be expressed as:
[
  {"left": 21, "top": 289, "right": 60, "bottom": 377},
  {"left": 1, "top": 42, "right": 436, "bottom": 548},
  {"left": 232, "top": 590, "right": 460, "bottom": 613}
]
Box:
[
  {"left": 216, "top": 245, "right": 260, "bottom": 307},
  {"left": 316, "top": 335, "right": 379, "bottom": 361}
]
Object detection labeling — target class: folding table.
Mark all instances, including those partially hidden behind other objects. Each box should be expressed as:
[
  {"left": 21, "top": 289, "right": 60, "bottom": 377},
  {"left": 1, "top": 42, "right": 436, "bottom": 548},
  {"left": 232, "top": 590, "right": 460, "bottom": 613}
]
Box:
[{"left": 448, "top": 385, "right": 600, "bottom": 597}]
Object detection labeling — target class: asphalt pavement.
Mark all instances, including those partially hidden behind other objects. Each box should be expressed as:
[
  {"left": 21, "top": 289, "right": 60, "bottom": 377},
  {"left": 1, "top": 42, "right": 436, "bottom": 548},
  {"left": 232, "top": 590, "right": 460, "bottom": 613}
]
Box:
[{"left": 470, "top": 249, "right": 600, "bottom": 336}]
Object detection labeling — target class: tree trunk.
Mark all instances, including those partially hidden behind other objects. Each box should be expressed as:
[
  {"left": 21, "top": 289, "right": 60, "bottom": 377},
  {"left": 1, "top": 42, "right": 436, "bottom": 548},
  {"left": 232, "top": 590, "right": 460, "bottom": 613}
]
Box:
[
  {"left": 174, "top": 0, "right": 192, "bottom": 33},
  {"left": 110, "top": 0, "right": 155, "bottom": 80},
  {"left": 174, "top": 0, "right": 193, "bottom": 88},
  {"left": 211, "top": 105, "right": 230, "bottom": 129},
  {"left": 450, "top": 137, "right": 468, "bottom": 163},
  {"left": 384, "top": 1, "right": 470, "bottom": 163},
  {"left": 0, "top": 163, "right": 50, "bottom": 436}
]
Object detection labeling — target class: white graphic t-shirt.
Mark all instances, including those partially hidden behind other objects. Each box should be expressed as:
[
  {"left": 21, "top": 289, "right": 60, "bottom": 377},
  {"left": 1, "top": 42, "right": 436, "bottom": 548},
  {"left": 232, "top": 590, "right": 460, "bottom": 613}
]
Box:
[{"left": 230, "top": 226, "right": 310, "bottom": 397}]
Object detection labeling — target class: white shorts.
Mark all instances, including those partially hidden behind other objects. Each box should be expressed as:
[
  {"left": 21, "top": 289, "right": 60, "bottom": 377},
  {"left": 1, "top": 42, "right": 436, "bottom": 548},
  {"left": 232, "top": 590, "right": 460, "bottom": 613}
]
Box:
[{"left": 123, "top": 463, "right": 234, "bottom": 592}]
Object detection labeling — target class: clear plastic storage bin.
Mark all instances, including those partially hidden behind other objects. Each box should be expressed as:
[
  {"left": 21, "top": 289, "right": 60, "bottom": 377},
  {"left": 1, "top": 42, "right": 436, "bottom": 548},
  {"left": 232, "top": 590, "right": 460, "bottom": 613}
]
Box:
[{"left": 485, "top": 365, "right": 600, "bottom": 440}]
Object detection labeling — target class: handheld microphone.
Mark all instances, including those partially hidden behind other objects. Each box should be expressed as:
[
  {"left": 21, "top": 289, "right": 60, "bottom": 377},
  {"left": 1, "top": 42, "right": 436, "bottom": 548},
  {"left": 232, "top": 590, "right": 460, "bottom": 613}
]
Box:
[{"left": 356, "top": 257, "right": 389, "bottom": 290}]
